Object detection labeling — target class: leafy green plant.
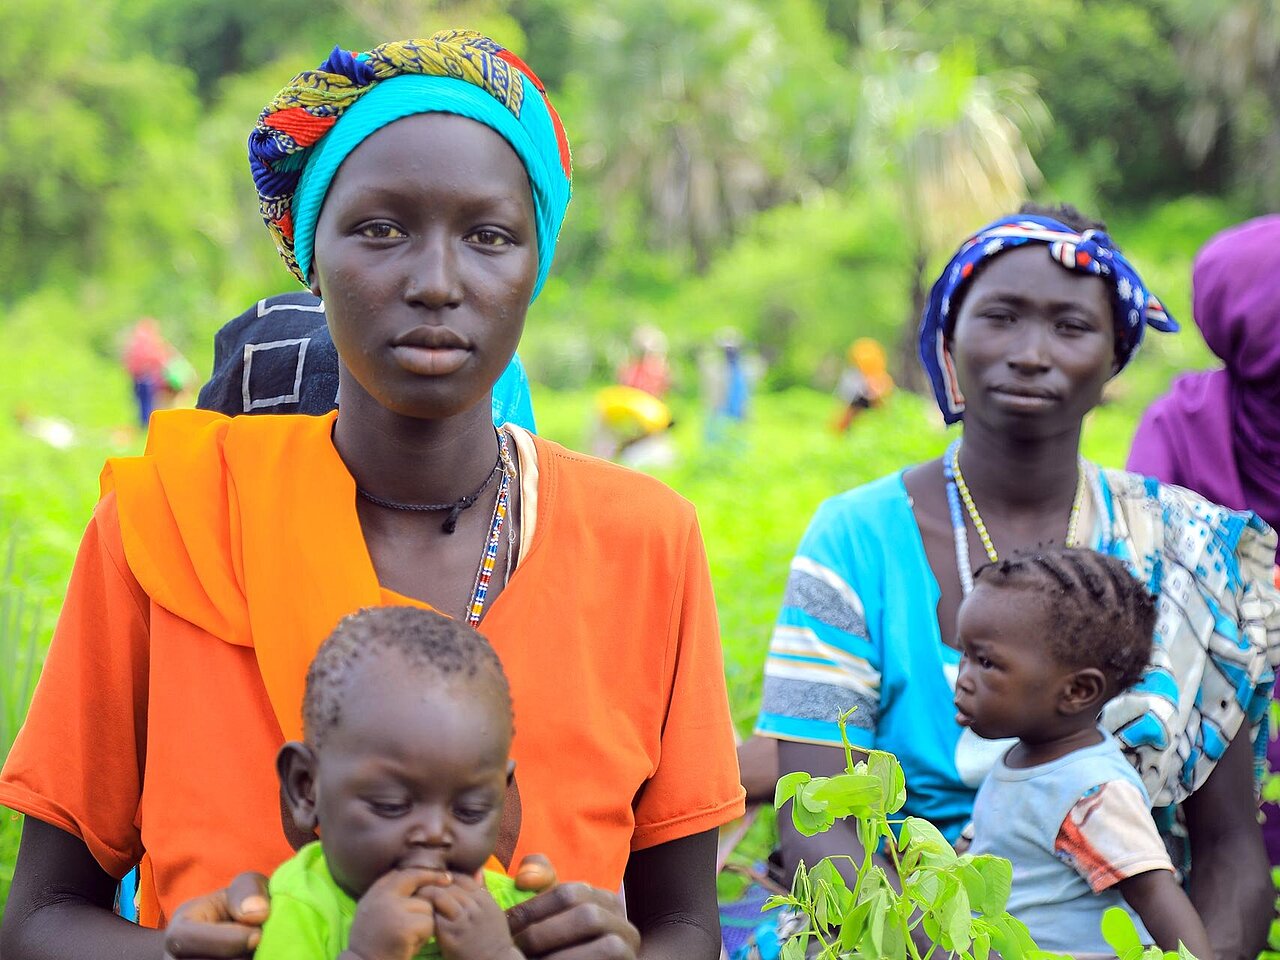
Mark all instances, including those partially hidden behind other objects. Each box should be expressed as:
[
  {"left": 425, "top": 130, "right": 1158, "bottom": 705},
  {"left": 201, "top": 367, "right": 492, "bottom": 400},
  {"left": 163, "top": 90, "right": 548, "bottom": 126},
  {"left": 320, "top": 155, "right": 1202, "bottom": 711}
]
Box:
[
  {"left": 768, "top": 708, "right": 1054, "bottom": 960},
  {"left": 767, "top": 710, "right": 1206, "bottom": 960},
  {"left": 1101, "top": 907, "right": 1198, "bottom": 960}
]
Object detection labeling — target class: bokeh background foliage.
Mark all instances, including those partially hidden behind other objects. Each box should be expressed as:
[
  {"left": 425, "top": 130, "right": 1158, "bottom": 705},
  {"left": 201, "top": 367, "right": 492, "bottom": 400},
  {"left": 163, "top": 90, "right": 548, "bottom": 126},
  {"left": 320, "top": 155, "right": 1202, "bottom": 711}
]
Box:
[{"left": 1, "top": 0, "right": 1278, "bottom": 920}]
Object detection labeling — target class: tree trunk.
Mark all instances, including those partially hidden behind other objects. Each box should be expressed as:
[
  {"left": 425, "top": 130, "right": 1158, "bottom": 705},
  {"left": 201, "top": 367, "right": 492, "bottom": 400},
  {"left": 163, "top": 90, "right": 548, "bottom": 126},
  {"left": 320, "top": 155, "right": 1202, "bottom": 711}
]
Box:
[{"left": 894, "top": 248, "right": 930, "bottom": 393}]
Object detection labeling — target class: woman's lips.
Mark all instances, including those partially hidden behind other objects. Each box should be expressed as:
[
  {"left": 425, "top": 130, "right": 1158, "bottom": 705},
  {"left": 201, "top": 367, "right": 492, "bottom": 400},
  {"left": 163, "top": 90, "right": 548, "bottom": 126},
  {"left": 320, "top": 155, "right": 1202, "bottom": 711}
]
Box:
[
  {"left": 392, "top": 344, "right": 471, "bottom": 376},
  {"left": 989, "top": 387, "right": 1057, "bottom": 411}
]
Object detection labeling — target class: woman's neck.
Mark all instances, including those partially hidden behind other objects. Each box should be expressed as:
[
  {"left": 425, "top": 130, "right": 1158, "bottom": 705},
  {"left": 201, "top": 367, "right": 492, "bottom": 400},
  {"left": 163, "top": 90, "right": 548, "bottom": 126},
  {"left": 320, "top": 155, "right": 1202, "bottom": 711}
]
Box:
[
  {"left": 332, "top": 377, "right": 499, "bottom": 506},
  {"left": 956, "top": 419, "right": 1083, "bottom": 514}
]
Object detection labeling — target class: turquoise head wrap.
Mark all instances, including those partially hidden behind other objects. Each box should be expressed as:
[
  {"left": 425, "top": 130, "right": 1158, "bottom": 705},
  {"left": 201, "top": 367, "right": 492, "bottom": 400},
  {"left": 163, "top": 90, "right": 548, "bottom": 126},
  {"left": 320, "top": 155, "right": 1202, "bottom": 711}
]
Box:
[{"left": 249, "top": 33, "right": 573, "bottom": 302}]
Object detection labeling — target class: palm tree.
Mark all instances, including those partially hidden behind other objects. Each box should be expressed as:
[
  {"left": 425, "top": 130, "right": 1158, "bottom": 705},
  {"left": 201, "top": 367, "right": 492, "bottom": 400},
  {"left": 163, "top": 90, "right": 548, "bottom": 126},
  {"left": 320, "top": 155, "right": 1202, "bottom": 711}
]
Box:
[
  {"left": 1166, "top": 0, "right": 1280, "bottom": 208},
  {"left": 849, "top": 3, "right": 1049, "bottom": 386},
  {"left": 566, "top": 0, "right": 844, "bottom": 272}
]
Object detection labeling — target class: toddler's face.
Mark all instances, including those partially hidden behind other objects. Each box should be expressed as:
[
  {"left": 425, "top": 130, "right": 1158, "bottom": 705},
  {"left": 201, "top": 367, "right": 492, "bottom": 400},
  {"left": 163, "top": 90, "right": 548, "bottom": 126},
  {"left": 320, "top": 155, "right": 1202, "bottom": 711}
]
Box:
[
  {"left": 952, "top": 584, "right": 1072, "bottom": 742},
  {"left": 310, "top": 662, "right": 512, "bottom": 900}
]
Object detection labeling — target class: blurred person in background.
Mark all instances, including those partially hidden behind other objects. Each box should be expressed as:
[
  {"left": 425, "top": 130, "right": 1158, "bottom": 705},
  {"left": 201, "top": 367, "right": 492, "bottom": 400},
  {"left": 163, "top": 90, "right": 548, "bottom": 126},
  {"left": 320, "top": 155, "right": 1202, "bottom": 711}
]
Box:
[
  {"left": 618, "top": 324, "right": 672, "bottom": 400},
  {"left": 831, "top": 337, "right": 895, "bottom": 432},
  {"left": 122, "top": 317, "right": 193, "bottom": 427},
  {"left": 701, "top": 328, "right": 759, "bottom": 445}
]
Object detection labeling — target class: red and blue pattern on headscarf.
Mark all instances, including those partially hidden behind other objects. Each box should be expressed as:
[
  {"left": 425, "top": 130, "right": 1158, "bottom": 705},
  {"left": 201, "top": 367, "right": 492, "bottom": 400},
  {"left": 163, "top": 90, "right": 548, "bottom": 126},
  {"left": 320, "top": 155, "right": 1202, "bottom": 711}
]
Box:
[{"left": 918, "top": 215, "right": 1178, "bottom": 424}]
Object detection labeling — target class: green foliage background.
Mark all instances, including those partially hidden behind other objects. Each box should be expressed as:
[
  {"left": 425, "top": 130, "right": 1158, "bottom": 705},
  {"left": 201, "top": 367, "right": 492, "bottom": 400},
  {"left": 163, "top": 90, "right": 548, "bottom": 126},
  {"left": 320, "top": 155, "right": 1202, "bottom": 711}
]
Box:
[{"left": 1, "top": 0, "right": 1277, "bottom": 926}]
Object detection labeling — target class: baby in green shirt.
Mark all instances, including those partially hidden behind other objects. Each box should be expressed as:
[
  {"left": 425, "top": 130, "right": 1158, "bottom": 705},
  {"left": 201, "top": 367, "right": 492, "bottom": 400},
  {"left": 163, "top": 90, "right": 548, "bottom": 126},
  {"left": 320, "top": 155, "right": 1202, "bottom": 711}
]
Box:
[{"left": 257, "top": 605, "right": 533, "bottom": 960}]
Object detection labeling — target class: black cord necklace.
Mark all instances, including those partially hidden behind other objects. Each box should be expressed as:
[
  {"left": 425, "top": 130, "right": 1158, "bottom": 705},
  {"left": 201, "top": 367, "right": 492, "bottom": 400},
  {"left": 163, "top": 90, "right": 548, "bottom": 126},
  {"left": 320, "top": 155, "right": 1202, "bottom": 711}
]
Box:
[{"left": 356, "top": 448, "right": 503, "bottom": 534}]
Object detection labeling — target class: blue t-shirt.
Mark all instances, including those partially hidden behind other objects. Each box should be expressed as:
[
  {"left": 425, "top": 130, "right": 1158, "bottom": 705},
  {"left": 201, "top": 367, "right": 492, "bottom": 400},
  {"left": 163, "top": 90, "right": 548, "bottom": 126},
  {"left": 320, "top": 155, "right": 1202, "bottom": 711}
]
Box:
[
  {"left": 755, "top": 472, "right": 985, "bottom": 841},
  {"left": 969, "top": 730, "right": 1170, "bottom": 953}
]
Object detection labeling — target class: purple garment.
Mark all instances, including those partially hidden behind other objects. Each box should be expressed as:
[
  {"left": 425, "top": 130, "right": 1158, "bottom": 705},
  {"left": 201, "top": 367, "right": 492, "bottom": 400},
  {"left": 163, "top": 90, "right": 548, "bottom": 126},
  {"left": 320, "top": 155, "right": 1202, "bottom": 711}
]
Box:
[{"left": 1127, "top": 213, "right": 1280, "bottom": 863}]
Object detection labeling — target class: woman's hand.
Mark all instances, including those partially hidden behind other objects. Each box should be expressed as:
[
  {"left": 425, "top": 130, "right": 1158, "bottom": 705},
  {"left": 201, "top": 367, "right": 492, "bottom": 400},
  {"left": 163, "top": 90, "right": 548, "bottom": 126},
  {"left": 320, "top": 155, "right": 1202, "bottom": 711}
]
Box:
[
  {"left": 506, "top": 883, "right": 639, "bottom": 959},
  {"left": 164, "top": 872, "right": 272, "bottom": 958}
]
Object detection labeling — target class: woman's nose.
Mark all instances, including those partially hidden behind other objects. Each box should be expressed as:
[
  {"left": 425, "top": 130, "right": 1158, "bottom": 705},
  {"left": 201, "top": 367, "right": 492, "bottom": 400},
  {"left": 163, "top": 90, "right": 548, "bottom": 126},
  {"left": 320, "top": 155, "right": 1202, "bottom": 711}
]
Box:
[
  {"left": 1005, "top": 322, "right": 1051, "bottom": 371},
  {"left": 404, "top": 235, "right": 463, "bottom": 310}
]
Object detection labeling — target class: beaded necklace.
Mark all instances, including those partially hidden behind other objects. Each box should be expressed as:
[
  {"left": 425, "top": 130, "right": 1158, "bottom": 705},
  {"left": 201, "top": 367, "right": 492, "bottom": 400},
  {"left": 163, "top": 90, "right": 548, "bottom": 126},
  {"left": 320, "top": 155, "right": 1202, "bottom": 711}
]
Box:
[
  {"left": 943, "top": 438, "right": 1085, "bottom": 595},
  {"left": 464, "top": 430, "right": 516, "bottom": 626}
]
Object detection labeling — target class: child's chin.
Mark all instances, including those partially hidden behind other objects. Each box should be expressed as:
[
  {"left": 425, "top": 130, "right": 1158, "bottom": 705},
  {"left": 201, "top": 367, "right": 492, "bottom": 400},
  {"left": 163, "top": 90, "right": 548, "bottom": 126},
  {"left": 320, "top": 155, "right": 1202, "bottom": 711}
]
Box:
[{"left": 967, "top": 719, "right": 1008, "bottom": 741}]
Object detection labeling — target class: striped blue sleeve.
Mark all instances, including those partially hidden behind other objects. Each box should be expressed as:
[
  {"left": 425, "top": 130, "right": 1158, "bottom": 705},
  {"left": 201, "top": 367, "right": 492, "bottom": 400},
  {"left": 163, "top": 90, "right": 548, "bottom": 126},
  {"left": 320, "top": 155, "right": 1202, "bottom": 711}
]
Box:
[{"left": 756, "top": 504, "right": 880, "bottom": 749}]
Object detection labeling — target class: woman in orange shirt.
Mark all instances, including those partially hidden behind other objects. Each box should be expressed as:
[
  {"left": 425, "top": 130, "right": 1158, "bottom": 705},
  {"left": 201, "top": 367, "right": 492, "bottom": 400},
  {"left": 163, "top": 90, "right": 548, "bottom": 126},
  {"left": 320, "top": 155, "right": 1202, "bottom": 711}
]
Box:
[{"left": 0, "top": 32, "right": 743, "bottom": 959}]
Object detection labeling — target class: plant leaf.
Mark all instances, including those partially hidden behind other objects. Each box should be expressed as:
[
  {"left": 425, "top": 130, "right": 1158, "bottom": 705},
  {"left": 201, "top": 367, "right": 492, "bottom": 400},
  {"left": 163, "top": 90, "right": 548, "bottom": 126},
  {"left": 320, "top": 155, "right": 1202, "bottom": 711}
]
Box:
[
  {"left": 774, "top": 770, "right": 811, "bottom": 809},
  {"left": 967, "top": 854, "right": 1012, "bottom": 915},
  {"left": 866, "top": 748, "right": 908, "bottom": 814},
  {"left": 1101, "top": 905, "right": 1144, "bottom": 959},
  {"left": 809, "top": 772, "right": 883, "bottom": 819},
  {"left": 901, "top": 816, "right": 957, "bottom": 867}
]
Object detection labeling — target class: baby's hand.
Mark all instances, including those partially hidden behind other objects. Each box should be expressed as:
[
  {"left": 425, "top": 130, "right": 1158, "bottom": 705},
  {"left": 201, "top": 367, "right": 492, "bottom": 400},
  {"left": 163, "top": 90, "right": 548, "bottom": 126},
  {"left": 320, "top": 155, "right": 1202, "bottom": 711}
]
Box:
[
  {"left": 345, "top": 868, "right": 447, "bottom": 960},
  {"left": 421, "top": 873, "right": 521, "bottom": 960}
]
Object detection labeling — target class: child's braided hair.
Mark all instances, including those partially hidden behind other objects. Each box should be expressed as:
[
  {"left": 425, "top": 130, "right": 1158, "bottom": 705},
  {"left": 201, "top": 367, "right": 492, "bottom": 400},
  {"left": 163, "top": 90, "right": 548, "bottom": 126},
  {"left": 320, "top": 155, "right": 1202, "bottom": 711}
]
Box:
[{"left": 972, "top": 546, "right": 1156, "bottom": 695}]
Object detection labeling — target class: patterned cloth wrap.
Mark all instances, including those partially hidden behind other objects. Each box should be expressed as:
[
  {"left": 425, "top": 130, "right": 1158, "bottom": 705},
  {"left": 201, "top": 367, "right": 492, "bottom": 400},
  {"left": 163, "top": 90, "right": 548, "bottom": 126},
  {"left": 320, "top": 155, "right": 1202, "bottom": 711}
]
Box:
[
  {"left": 918, "top": 215, "right": 1179, "bottom": 424},
  {"left": 248, "top": 31, "right": 572, "bottom": 299}
]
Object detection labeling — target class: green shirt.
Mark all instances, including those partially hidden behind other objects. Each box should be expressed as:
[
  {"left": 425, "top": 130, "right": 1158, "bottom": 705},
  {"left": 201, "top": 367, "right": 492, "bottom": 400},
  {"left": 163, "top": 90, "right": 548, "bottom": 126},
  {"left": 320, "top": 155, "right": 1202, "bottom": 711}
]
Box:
[{"left": 255, "top": 842, "right": 534, "bottom": 959}]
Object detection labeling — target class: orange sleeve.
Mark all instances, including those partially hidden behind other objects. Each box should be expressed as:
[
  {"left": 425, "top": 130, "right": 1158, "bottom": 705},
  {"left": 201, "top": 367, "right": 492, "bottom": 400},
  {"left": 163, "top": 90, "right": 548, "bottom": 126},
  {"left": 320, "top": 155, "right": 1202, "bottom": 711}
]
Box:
[
  {"left": 0, "top": 493, "right": 149, "bottom": 879},
  {"left": 630, "top": 513, "right": 745, "bottom": 851}
]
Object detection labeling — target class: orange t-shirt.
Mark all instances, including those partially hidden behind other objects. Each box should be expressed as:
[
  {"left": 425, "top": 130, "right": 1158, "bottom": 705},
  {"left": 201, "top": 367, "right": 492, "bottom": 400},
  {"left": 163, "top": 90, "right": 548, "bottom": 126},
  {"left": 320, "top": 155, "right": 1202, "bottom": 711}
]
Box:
[{"left": 0, "top": 410, "right": 744, "bottom": 926}]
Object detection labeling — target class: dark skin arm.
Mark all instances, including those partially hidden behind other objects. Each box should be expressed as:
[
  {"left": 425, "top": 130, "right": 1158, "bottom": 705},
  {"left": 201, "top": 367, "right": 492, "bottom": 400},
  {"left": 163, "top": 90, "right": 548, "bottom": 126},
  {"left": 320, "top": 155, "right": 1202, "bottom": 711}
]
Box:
[
  {"left": 1181, "top": 725, "right": 1271, "bottom": 960},
  {"left": 1116, "top": 869, "right": 1213, "bottom": 958},
  {"left": 0, "top": 819, "right": 259, "bottom": 960},
  {"left": 623, "top": 829, "right": 720, "bottom": 960},
  {"left": 509, "top": 830, "right": 721, "bottom": 960}
]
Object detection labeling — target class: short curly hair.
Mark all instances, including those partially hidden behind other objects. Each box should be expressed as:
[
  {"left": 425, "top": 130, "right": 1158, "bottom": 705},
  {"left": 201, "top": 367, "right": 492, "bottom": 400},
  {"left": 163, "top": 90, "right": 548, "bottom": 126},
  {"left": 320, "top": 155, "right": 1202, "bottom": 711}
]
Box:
[
  {"left": 302, "top": 606, "right": 512, "bottom": 746},
  {"left": 972, "top": 547, "right": 1155, "bottom": 696}
]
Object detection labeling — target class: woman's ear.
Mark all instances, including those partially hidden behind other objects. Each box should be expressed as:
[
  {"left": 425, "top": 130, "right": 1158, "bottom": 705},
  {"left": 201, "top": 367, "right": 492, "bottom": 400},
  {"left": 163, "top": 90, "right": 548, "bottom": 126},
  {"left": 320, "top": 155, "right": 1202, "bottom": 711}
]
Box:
[
  {"left": 1059, "top": 667, "right": 1108, "bottom": 716},
  {"left": 277, "top": 741, "right": 321, "bottom": 835}
]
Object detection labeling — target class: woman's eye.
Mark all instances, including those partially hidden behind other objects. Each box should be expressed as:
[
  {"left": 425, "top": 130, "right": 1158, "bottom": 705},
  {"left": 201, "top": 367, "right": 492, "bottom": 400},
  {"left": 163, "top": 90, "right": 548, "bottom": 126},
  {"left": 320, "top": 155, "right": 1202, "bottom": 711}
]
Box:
[
  {"left": 982, "top": 311, "right": 1016, "bottom": 325},
  {"left": 358, "top": 222, "right": 406, "bottom": 239},
  {"left": 468, "top": 229, "right": 510, "bottom": 247},
  {"left": 367, "top": 799, "right": 410, "bottom": 817}
]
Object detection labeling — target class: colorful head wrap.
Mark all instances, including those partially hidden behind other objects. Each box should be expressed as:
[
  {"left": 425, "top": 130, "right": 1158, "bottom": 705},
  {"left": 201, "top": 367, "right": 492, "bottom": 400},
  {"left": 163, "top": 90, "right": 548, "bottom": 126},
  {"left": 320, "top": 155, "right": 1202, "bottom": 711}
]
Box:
[
  {"left": 248, "top": 32, "right": 572, "bottom": 300},
  {"left": 919, "top": 215, "right": 1178, "bottom": 424}
]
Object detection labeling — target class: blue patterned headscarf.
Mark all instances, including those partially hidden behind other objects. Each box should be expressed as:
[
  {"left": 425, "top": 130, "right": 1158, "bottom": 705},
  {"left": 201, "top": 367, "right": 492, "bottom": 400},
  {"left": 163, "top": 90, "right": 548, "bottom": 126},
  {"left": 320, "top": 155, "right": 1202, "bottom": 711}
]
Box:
[
  {"left": 248, "top": 32, "right": 572, "bottom": 301},
  {"left": 919, "top": 215, "right": 1178, "bottom": 424}
]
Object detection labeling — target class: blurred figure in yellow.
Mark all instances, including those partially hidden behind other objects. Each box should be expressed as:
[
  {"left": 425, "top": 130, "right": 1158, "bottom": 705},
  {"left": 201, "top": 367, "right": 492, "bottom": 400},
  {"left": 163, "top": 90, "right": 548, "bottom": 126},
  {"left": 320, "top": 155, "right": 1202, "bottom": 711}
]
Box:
[
  {"left": 831, "top": 337, "right": 894, "bottom": 433},
  {"left": 592, "top": 384, "right": 675, "bottom": 468}
]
